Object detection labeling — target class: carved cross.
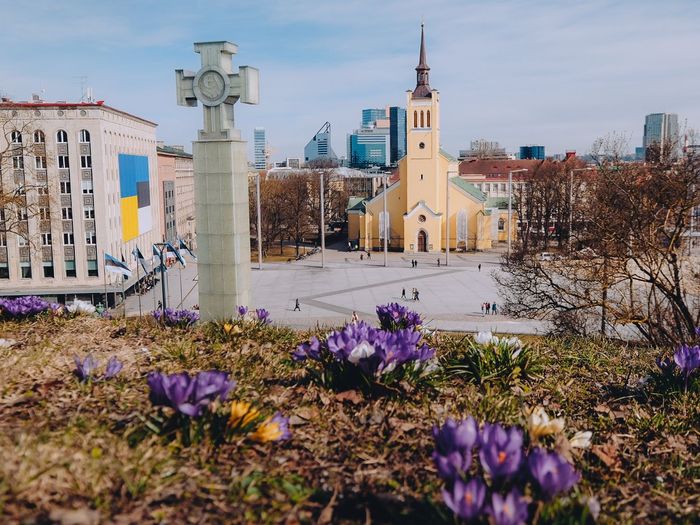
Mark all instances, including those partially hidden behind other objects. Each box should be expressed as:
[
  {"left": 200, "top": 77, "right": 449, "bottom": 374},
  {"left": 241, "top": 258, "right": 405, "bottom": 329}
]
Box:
[{"left": 176, "top": 41, "right": 259, "bottom": 140}]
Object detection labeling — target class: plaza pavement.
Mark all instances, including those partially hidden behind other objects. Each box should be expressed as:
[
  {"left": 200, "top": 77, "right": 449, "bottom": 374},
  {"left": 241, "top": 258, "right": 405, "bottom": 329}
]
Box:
[{"left": 124, "top": 246, "right": 547, "bottom": 335}]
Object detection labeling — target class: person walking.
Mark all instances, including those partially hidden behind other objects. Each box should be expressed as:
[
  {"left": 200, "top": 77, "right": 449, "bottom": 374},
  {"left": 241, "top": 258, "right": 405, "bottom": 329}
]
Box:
[
  {"left": 478, "top": 263, "right": 481, "bottom": 272},
  {"left": 437, "top": 258, "right": 440, "bottom": 267},
  {"left": 491, "top": 303, "right": 497, "bottom": 315},
  {"left": 367, "top": 251, "right": 371, "bottom": 260},
  {"left": 351, "top": 311, "right": 359, "bottom": 323},
  {"left": 294, "top": 298, "right": 301, "bottom": 311},
  {"left": 480, "top": 302, "right": 484, "bottom": 315},
  {"left": 485, "top": 302, "right": 490, "bottom": 315},
  {"left": 415, "top": 260, "right": 418, "bottom": 268},
  {"left": 415, "top": 289, "right": 420, "bottom": 301},
  {"left": 412, "top": 288, "right": 417, "bottom": 301},
  {"left": 360, "top": 254, "right": 364, "bottom": 261},
  {"left": 401, "top": 288, "right": 407, "bottom": 300}
]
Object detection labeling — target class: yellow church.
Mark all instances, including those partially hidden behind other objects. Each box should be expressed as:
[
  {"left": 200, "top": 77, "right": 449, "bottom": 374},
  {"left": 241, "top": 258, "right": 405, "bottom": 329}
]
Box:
[{"left": 348, "top": 26, "right": 508, "bottom": 253}]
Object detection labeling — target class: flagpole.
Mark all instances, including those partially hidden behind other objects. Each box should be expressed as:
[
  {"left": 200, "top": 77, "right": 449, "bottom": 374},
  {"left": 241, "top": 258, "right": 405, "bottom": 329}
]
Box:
[
  {"left": 135, "top": 253, "right": 142, "bottom": 318},
  {"left": 121, "top": 274, "right": 126, "bottom": 319},
  {"left": 102, "top": 250, "right": 108, "bottom": 310}
]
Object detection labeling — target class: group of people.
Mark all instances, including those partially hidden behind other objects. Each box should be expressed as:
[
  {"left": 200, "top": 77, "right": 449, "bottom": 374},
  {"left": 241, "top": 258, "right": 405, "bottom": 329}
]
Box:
[
  {"left": 481, "top": 302, "right": 498, "bottom": 315},
  {"left": 410, "top": 259, "right": 419, "bottom": 268},
  {"left": 360, "top": 251, "right": 372, "bottom": 261},
  {"left": 401, "top": 287, "right": 420, "bottom": 301}
]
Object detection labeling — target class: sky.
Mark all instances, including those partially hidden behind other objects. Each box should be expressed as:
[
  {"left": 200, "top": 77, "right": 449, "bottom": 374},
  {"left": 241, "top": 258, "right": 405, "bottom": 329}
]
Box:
[{"left": 1, "top": 0, "right": 699, "bottom": 161}]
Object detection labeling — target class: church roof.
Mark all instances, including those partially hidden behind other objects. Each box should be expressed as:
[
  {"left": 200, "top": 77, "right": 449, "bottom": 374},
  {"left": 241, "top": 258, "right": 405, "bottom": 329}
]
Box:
[
  {"left": 346, "top": 196, "right": 367, "bottom": 213},
  {"left": 486, "top": 197, "right": 510, "bottom": 209},
  {"left": 450, "top": 177, "right": 487, "bottom": 202},
  {"left": 413, "top": 24, "right": 432, "bottom": 98},
  {"left": 440, "top": 148, "right": 457, "bottom": 162}
]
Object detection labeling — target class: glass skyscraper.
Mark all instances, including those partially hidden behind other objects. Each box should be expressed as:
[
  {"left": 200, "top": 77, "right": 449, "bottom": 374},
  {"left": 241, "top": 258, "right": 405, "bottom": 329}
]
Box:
[
  {"left": 253, "top": 127, "right": 266, "bottom": 169},
  {"left": 643, "top": 113, "right": 679, "bottom": 158},
  {"left": 389, "top": 106, "right": 407, "bottom": 164},
  {"left": 519, "top": 145, "right": 545, "bottom": 160},
  {"left": 362, "top": 108, "right": 386, "bottom": 128},
  {"left": 304, "top": 122, "right": 337, "bottom": 164},
  {"left": 347, "top": 128, "right": 390, "bottom": 168}
]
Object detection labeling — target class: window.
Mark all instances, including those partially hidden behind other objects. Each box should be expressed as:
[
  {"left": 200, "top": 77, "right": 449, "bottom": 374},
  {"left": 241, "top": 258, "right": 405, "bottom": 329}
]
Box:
[
  {"left": 0, "top": 233, "right": 6, "bottom": 246},
  {"left": 18, "top": 208, "right": 28, "bottom": 220},
  {"left": 80, "top": 155, "right": 92, "bottom": 168},
  {"left": 81, "top": 179, "right": 93, "bottom": 194},
  {"left": 17, "top": 236, "right": 29, "bottom": 247},
  {"left": 63, "top": 232, "right": 74, "bottom": 245},
  {"left": 87, "top": 259, "right": 98, "bottom": 277},
  {"left": 79, "top": 129, "right": 91, "bottom": 143},
  {"left": 38, "top": 185, "right": 49, "bottom": 196},
  {"left": 62, "top": 207, "right": 72, "bottom": 220},
  {"left": 12, "top": 156, "right": 24, "bottom": 169},
  {"left": 33, "top": 130, "right": 45, "bottom": 143},
  {"left": 420, "top": 111, "right": 424, "bottom": 128},
  {"left": 41, "top": 233, "right": 52, "bottom": 246},
  {"left": 11, "top": 130, "right": 22, "bottom": 144},
  {"left": 85, "top": 231, "right": 96, "bottom": 245},
  {"left": 498, "top": 218, "right": 505, "bottom": 231},
  {"left": 419, "top": 142, "right": 425, "bottom": 149},
  {"left": 413, "top": 110, "right": 417, "bottom": 128},
  {"left": 39, "top": 207, "right": 50, "bottom": 220},
  {"left": 35, "top": 156, "right": 47, "bottom": 169},
  {"left": 418, "top": 214, "right": 427, "bottom": 223},
  {"left": 56, "top": 130, "right": 68, "bottom": 143},
  {"left": 43, "top": 262, "right": 54, "bottom": 278},
  {"left": 60, "top": 181, "right": 71, "bottom": 194},
  {"left": 426, "top": 110, "right": 431, "bottom": 127},
  {"left": 0, "top": 262, "right": 8, "bottom": 279},
  {"left": 83, "top": 206, "right": 94, "bottom": 219},
  {"left": 65, "top": 260, "right": 76, "bottom": 278},
  {"left": 58, "top": 155, "right": 69, "bottom": 168},
  {"left": 20, "top": 262, "right": 32, "bottom": 279}
]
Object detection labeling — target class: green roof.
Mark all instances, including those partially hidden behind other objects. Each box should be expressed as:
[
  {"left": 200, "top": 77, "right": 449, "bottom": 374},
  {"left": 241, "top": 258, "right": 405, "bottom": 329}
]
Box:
[
  {"left": 440, "top": 148, "right": 457, "bottom": 162},
  {"left": 346, "top": 196, "right": 366, "bottom": 212},
  {"left": 157, "top": 145, "right": 193, "bottom": 158},
  {"left": 486, "top": 197, "right": 510, "bottom": 209},
  {"left": 450, "top": 177, "right": 487, "bottom": 202}
]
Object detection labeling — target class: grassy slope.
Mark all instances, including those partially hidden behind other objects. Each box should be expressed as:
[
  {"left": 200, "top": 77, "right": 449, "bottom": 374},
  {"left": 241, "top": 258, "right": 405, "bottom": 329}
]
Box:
[{"left": 0, "top": 317, "right": 698, "bottom": 524}]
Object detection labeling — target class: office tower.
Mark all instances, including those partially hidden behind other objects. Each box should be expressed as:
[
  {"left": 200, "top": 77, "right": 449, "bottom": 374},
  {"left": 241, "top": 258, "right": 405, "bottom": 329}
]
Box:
[
  {"left": 253, "top": 127, "right": 266, "bottom": 169},
  {"left": 389, "top": 106, "right": 407, "bottom": 164},
  {"left": 304, "top": 122, "right": 337, "bottom": 164},
  {"left": 519, "top": 145, "right": 545, "bottom": 160}
]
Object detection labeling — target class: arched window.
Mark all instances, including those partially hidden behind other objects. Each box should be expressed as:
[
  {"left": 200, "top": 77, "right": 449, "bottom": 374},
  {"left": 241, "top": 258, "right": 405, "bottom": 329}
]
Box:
[
  {"left": 33, "top": 130, "right": 45, "bottom": 143},
  {"left": 420, "top": 111, "right": 424, "bottom": 128},
  {"left": 498, "top": 218, "right": 506, "bottom": 231},
  {"left": 10, "top": 130, "right": 22, "bottom": 144},
  {"left": 56, "top": 130, "right": 68, "bottom": 143},
  {"left": 413, "top": 110, "right": 417, "bottom": 128},
  {"left": 79, "top": 129, "right": 91, "bottom": 143},
  {"left": 426, "top": 110, "right": 431, "bottom": 128}
]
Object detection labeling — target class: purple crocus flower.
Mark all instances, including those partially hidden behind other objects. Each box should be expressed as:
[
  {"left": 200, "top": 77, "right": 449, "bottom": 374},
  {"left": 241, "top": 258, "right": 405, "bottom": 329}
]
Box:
[
  {"left": 0, "top": 296, "right": 51, "bottom": 319},
  {"left": 237, "top": 305, "right": 249, "bottom": 317},
  {"left": 73, "top": 354, "right": 98, "bottom": 382},
  {"left": 673, "top": 344, "right": 700, "bottom": 376},
  {"left": 152, "top": 308, "right": 199, "bottom": 327},
  {"left": 488, "top": 489, "right": 529, "bottom": 525},
  {"left": 528, "top": 447, "right": 580, "bottom": 500},
  {"left": 147, "top": 370, "right": 236, "bottom": 417},
  {"left": 104, "top": 356, "right": 123, "bottom": 379},
  {"left": 442, "top": 477, "right": 486, "bottom": 520},
  {"left": 432, "top": 417, "right": 479, "bottom": 481},
  {"left": 479, "top": 423, "right": 523, "bottom": 480},
  {"left": 255, "top": 308, "right": 272, "bottom": 325},
  {"left": 293, "top": 336, "right": 322, "bottom": 362},
  {"left": 376, "top": 303, "right": 423, "bottom": 332}
]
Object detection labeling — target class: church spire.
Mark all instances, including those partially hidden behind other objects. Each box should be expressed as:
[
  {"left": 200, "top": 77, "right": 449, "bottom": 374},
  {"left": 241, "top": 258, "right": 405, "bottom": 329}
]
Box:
[{"left": 413, "top": 23, "right": 432, "bottom": 98}]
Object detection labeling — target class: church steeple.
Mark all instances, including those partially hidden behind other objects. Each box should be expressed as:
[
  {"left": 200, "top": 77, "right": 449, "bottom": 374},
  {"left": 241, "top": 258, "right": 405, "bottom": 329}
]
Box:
[{"left": 413, "top": 23, "right": 432, "bottom": 98}]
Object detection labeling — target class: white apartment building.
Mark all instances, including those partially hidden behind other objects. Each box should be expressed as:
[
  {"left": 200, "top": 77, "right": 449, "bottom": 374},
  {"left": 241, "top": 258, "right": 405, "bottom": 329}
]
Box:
[{"left": 0, "top": 98, "right": 160, "bottom": 304}]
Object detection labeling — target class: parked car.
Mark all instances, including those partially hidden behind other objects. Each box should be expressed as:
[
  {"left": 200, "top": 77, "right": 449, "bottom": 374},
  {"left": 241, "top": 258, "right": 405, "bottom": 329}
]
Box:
[{"left": 539, "top": 252, "right": 556, "bottom": 261}]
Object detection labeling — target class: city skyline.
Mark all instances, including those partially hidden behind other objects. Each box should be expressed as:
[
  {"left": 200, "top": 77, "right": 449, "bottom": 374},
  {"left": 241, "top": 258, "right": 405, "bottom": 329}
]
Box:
[{"left": 1, "top": 0, "right": 699, "bottom": 160}]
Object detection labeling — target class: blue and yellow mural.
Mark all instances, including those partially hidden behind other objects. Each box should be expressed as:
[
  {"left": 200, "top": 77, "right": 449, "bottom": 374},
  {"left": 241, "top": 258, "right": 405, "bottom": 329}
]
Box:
[{"left": 118, "top": 154, "right": 152, "bottom": 242}]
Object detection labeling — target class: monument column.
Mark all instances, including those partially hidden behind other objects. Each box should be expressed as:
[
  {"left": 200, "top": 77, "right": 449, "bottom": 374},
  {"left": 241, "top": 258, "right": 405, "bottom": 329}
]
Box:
[{"left": 176, "top": 41, "right": 260, "bottom": 320}]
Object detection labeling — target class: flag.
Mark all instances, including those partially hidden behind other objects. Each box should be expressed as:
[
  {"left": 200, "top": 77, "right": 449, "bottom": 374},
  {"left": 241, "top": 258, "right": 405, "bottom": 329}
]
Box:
[
  {"left": 104, "top": 253, "right": 132, "bottom": 278},
  {"left": 166, "top": 241, "right": 186, "bottom": 267},
  {"left": 152, "top": 244, "right": 166, "bottom": 273},
  {"left": 178, "top": 238, "right": 197, "bottom": 260},
  {"left": 132, "top": 246, "right": 148, "bottom": 274}
]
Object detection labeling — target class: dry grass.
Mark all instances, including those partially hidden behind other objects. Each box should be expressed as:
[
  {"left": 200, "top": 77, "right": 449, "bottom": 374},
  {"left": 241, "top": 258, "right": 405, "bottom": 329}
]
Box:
[{"left": 0, "top": 317, "right": 698, "bottom": 524}]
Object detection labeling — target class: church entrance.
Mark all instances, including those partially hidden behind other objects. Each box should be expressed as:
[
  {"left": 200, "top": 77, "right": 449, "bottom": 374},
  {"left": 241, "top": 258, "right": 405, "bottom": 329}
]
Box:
[{"left": 417, "top": 230, "right": 427, "bottom": 252}]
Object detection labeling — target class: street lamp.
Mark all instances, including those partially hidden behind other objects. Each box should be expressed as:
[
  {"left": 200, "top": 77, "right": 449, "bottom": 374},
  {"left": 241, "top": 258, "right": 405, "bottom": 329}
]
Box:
[
  {"left": 507, "top": 169, "right": 528, "bottom": 258},
  {"left": 569, "top": 167, "right": 593, "bottom": 253},
  {"left": 446, "top": 168, "right": 457, "bottom": 266},
  {"left": 382, "top": 174, "right": 388, "bottom": 267},
  {"left": 319, "top": 172, "right": 326, "bottom": 268},
  {"left": 255, "top": 173, "right": 263, "bottom": 270}
]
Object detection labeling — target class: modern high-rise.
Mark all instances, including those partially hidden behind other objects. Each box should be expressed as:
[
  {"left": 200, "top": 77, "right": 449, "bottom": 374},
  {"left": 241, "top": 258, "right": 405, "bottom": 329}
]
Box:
[
  {"left": 304, "top": 122, "right": 337, "bottom": 165},
  {"left": 362, "top": 109, "right": 386, "bottom": 128},
  {"left": 519, "top": 145, "right": 545, "bottom": 160},
  {"left": 0, "top": 97, "right": 161, "bottom": 303},
  {"left": 347, "top": 127, "right": 391, "bottom": 168},
  {"left": 389, "top": 106, "right": 407, "bottom": 164},
  {"left": 253, "top": 127, "right": 266, "bottom": 169},
  {"left": 643, "top": 113, "right": 679, "bottom": 158}
]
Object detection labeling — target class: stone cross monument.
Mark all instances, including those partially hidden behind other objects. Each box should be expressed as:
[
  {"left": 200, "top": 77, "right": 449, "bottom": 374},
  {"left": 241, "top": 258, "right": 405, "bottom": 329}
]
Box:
[{"left": 176, "top": 41, "right": 259, "bottom": 320}]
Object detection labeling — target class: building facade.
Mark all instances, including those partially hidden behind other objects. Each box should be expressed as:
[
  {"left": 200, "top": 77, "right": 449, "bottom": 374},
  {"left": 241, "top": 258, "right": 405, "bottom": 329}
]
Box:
[
  {"left": 389, "top": 106, "right": 407, "bottom": 164},
  {"left": 520, "top": 145, "right": 545, "bottom": 160},
  {"left": 0, "top": 99, "right": 160, "bottom": 302},
  {"left": 643, "top": 113, "right": 679, "bottom": 158},
  {"left": 304, "top": 122, "right": 337, "bottom": 165},
  {"left": 351, "top": 26, "right": 506, "bottom": 253},
  {"left": 347, "top": 127, "right": 391, "bottom": 168},
  {"left": 156, "top": 145, "right": 195, "bottom": 245},
  {"left": 253, "top": 127, "right": 266, "bottom": 169}
]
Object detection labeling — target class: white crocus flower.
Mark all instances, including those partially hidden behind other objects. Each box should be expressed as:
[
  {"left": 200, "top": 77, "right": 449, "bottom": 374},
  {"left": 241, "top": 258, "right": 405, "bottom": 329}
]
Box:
[
  {"left": 67, "top": 300, "right": 96, "bottom": 315},
  {"left": 569, "top": 430, "right": 593, "bottom": 449},
  {"left": 475, "top": 331, "right": 499, "bottom": 346},
  {"left": 504, "top": 336, "right": 523, "bottom": 350},
  {"left": 380, "top": 361, "right": 397, "bottom": 375},
  {"left": 527, "top": 406, "right": 566, "bottom": 440},
  {"left": 348, "top": 341, "right": 375, "bottom": 364},
  {"left": 419, "top": 359, "right": 440, "bottom": 377}
]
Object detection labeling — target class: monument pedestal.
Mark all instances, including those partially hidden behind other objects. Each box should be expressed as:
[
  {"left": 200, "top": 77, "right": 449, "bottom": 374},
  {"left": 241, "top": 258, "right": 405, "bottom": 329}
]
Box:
[{"left": 194, "top": 138, "right": 251, "bottom": 320}]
